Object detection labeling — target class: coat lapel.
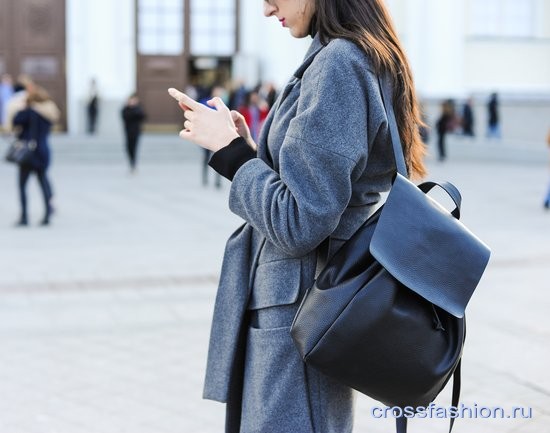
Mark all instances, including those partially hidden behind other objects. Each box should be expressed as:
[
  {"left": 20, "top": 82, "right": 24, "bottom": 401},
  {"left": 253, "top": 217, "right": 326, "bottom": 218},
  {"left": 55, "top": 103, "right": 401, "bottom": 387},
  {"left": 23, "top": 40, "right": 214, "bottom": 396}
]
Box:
[{"left": 257, "top": 35, "right": 325, "bottom": 167}]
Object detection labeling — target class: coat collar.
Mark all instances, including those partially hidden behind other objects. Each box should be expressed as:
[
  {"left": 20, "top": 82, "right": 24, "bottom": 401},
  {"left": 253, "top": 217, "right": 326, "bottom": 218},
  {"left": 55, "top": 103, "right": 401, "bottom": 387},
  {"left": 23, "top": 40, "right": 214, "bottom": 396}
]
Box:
[{"left": 292, "top": 34, "right": 325, "bottom": 79}]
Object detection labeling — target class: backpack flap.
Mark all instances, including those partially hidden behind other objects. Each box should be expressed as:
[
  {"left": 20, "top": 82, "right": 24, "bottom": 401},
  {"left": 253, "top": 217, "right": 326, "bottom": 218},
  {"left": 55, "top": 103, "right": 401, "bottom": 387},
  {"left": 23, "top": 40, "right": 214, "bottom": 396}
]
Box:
[{"left": 370, "top": 173, "right": 491, "bottom": 318}]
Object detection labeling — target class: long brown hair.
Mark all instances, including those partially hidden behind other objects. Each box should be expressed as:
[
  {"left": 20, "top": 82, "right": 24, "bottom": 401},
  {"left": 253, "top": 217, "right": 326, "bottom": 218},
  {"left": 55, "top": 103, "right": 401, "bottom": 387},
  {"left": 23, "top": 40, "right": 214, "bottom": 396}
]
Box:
[{"left": 313, "top": 0, "right": 426, "bottom": 179}]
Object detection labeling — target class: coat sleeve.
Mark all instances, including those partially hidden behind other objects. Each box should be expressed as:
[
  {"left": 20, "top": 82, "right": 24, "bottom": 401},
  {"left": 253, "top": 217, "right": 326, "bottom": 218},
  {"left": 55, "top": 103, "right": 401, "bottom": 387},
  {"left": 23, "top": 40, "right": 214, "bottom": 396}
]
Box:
[{"left": 228, "top": 43, "right": 374, "bottom": 257}]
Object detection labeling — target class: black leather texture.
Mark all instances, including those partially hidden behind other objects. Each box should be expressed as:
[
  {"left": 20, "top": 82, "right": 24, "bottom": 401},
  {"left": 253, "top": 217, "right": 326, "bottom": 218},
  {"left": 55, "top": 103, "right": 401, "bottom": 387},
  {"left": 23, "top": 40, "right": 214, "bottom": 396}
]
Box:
[
  {"left": 290, "top": 75, "right": 491, "bottom": 418},
  {"left": 371, "top": 173, "right": 491, "bottom": 318},
  {"left": 291, "top": 169, "right": 491, "bottom": 406},
  {"left": 290, "top": 190, "right": 468, "bottom": 407}
]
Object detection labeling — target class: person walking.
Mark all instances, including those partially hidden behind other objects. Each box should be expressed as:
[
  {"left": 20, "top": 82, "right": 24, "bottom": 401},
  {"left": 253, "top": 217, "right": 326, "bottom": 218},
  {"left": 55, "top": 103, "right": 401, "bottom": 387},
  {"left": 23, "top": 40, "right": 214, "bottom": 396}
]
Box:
[
  {"left": 168, "top": 0, "right": 426, "bottom": 431},
  {"left": 12, "top": 86, "right": 60, "bottom": 226},
  {"left": 462, "top": 97, "right": 475, "bottom": 137},
  {"left": 260, "top": 81, "right": 278, "bottom": 109},
  {"left": 87, "top": 78, "right": 99, "bottom": 134},
  {"left": 436, "top": 100, "right": 453, "bottom": 161},
  {"left": 487, "top": 92, "right": 500, "bottom": 139},
  {"left": 121, "top": 93, "right": 146, "bottom": 173}
]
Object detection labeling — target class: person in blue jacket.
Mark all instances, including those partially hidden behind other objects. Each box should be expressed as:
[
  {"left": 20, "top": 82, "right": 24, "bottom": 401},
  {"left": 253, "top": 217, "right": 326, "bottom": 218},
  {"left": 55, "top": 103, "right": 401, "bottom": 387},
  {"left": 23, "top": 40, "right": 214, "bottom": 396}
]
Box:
[{"left": 12, "top": 86, "right": 59, "bottom": 226}]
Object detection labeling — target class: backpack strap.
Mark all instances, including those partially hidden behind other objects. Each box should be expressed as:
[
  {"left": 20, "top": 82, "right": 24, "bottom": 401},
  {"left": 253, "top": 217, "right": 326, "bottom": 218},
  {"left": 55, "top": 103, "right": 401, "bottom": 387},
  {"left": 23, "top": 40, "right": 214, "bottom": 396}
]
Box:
[
  {"left": 378, "top": 75, "right": 408, "bottom": 179},
  {"left": 394, "top": 361, "right": 462, "bottom": 433},
  {"left": 396, "top": 415, "right": 407, "bottom": 433},
  {"left": 449, "top": 360, "right": 462, "bottom": 432}
]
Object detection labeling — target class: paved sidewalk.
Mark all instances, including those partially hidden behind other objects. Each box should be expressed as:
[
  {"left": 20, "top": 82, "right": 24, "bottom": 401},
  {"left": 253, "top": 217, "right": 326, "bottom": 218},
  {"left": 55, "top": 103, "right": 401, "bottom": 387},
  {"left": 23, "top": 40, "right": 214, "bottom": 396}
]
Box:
[{"left": 0, "top": 135, "right": 549, "bottom": 432}]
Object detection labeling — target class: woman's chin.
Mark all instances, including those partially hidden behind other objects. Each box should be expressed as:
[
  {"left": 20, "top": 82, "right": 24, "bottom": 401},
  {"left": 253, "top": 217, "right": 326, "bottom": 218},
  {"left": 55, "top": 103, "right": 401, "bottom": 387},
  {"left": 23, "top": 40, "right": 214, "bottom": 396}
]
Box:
[{"left": 289, "top": 28, "right": 309, "bottom": 39}]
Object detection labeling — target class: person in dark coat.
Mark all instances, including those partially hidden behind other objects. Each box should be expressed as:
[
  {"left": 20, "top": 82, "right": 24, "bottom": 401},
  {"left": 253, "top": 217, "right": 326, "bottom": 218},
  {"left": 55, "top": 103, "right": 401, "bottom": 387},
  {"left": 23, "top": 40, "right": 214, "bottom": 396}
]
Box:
[
  {"left": 260, "top": 82, "right": 278, "bottom": 109},
  {"left": 436, "top": 100, "right": 453, "bottom": 161},
  {"left": 121, "top": 93, "right": 146, "bottom": 173},
  {"left": 487, "top": 92, "right": 500, "bottom": 139},
  {"left": 462, "top": 97, "right": 475, "bottom": 137},
  {"left": 168, "top": 0, "right": 427, "bottom": 431},
  {"left": 12, "top": 86, "right": 60, "bottom": 226},
  {"left": 87, "top": 78, "right": 99, "bottom": 134}
]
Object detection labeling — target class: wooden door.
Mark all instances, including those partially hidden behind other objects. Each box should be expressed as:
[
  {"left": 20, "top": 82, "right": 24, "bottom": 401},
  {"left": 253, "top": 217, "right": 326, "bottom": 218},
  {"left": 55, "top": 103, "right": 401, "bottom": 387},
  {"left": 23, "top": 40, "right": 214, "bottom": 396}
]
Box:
[
  {"left": 0, "top": 0, "right": 66, "bottom": 130},
  {"left": 136, "top": 0, "right": 189, "bottom": 130}
]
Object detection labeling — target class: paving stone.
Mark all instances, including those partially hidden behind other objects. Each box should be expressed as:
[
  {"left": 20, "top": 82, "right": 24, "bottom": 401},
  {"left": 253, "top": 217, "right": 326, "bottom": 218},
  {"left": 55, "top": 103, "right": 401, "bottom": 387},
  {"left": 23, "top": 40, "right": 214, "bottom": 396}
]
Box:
[{"left": 0, "top": 134, "right": 548, "bottom": 432}]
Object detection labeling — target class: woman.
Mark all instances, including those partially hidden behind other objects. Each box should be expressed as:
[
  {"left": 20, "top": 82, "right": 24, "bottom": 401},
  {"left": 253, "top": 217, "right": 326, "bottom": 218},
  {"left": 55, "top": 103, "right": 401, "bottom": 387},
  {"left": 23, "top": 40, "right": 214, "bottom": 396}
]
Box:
[
  {"left": 169, "top": 0, "right": 425, "bottom": 431},
  {"left": 13, "top": 86, "right": 59, "bottom": 226},
  {"left": 121, "top": 93, "right": 146, "bottom": 173}
]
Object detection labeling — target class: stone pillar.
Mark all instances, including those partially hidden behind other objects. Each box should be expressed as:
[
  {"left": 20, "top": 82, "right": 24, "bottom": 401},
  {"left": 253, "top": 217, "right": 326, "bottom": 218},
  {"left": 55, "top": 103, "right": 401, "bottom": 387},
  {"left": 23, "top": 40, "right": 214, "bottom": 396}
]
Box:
[
  {"left": 66, "top": 0, "right": 136, "bottom": 135},
  {"left": 404, "top": 0, "right": 465, "bottom": 98}
]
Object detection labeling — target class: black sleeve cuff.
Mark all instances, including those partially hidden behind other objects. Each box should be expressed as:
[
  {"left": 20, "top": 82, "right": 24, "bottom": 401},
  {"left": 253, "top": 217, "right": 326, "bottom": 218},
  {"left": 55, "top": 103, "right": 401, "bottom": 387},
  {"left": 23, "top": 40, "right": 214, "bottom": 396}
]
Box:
[{"left": 208, "top": 137, "right": 257, "bottom": 181}]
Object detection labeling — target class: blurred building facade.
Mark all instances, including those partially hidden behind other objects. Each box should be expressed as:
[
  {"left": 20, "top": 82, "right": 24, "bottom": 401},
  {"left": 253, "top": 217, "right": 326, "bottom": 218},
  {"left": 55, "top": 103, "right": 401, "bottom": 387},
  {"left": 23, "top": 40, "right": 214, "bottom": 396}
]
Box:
[
  {"left": 0, "top": 0, "right": 549, "bottom": 138},
  {"left": 0, "top": 0, "right": 67, "bottom": 128}
]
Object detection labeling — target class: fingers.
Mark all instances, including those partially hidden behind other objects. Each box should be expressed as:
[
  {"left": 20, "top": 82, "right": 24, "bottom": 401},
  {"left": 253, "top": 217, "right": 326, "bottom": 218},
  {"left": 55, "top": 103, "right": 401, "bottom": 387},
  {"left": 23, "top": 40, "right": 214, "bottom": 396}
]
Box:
[
  {"left": 207, "top": 97, "right": 230, "bottom": 113},
  {"left": 231, "top": 110, "right": 245, "bottom": 122},
  {"left": 168, "top": 88, "right": 201, "bottom": 111},
  {"left": 179, "top": 129, "right": 192, "bottom": 140},
  {"left": 178, "top": 101, "right": 192, "bottom": 112},
  {"left": 183, "top": 110, "right": 195, "bottom": 121}
]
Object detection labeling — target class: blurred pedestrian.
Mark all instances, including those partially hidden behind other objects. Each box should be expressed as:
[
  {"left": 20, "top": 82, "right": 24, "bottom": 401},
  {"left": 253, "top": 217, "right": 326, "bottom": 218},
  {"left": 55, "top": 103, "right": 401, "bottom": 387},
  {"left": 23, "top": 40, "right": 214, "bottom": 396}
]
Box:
[
  {"left": 228, "top": 80, "right": 247, "bottom": 111},
  {"left": 4, "top": 75, "right": 34, "bottom": 132},
  {"left": 544, "top": 128, "right": 550, "bottom": 210},
  {"left": 168, "top": 0, "right": 427, "bottom": 431},
  {"left": 462, "top": 97, "right": 475, "bottom": 137},
  {"left": 87, "top": 78, "right": 99, "bottom": 134},
  {"left": 239, "top": 90, "right": 269, "bottom": 142},
  {"left": 418, "top": 102, "right": 430, "bottom": 145},
  {"left": 121, "top": 93, "right": 146, "bottom": 173},
  {"left": 436, "top": 100, "right": 453, "bottom": 161},
  {"left": 487, "top": 92, "right": 500, "bottom": 139},
  {"left": 12, "top": 86, "right": 60, "bottom": 226},
  {"left": 260, "top": 82, "right": 278, "bottom": 109},
  {"left": 0, "top": 73, "right": 14, "bottom": 128}
]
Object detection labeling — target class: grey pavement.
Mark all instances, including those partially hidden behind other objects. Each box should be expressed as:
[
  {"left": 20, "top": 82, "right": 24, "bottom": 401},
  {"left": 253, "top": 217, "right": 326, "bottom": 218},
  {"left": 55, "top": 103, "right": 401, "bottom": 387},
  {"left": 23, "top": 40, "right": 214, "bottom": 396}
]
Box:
[{"left": 0, "top": 133, "right": 549, "bottom": 433}]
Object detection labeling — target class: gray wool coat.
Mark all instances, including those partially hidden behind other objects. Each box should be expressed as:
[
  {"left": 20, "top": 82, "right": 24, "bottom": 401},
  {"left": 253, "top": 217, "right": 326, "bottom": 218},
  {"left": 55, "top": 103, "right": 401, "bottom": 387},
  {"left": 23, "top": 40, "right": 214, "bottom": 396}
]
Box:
[{"left": 203, "top": 34, "right": 396, "bottom": 432}]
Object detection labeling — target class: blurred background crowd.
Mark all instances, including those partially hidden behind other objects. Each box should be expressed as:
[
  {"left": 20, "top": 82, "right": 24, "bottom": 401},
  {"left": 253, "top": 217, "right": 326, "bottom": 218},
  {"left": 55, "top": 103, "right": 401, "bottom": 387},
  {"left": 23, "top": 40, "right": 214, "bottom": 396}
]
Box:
[
  {"left": 0, "top": 2, "right": 549, "bottom": 432},
  {"left": 1, "top": 0, "right": 550, "bottom": 217}
]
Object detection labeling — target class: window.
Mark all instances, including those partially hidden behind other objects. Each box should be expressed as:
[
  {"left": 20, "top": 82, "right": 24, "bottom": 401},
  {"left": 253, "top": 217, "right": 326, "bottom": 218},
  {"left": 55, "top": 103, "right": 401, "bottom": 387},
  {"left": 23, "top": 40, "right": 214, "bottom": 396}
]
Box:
[
  {"left": 138, "top": 0, "right": 184, "bottom": 55},
  {"left": 469, "top": 0, "right": 535, "bottom": 38},
  {"left": 190, "top": 0, "right": 236, "bottom": 56}
]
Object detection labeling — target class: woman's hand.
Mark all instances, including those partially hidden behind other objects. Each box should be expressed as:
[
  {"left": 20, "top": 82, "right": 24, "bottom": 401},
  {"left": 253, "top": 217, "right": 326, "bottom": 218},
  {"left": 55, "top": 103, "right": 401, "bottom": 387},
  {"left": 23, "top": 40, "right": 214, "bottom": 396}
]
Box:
[
  {"left": 231, "top": 110, "right": 257, "bottom": 151},
  {"left": 168, "top": 88, "right": 239, "bottom": 152}
]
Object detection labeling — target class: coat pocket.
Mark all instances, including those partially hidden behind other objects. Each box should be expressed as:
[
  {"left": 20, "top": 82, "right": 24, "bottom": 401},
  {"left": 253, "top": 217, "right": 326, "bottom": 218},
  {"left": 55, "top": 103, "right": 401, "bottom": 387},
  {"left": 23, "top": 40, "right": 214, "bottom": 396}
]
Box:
[{"left": 249, "top": 258, "right": 302, "bottom": 310}]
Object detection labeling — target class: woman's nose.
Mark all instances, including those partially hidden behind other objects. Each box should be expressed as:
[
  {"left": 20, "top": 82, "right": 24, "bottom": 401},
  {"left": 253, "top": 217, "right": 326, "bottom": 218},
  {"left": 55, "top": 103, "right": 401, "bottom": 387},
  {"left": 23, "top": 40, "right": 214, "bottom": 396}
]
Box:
[{"left": 263, "top": 1, "right": 277, "bottom": 17}]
